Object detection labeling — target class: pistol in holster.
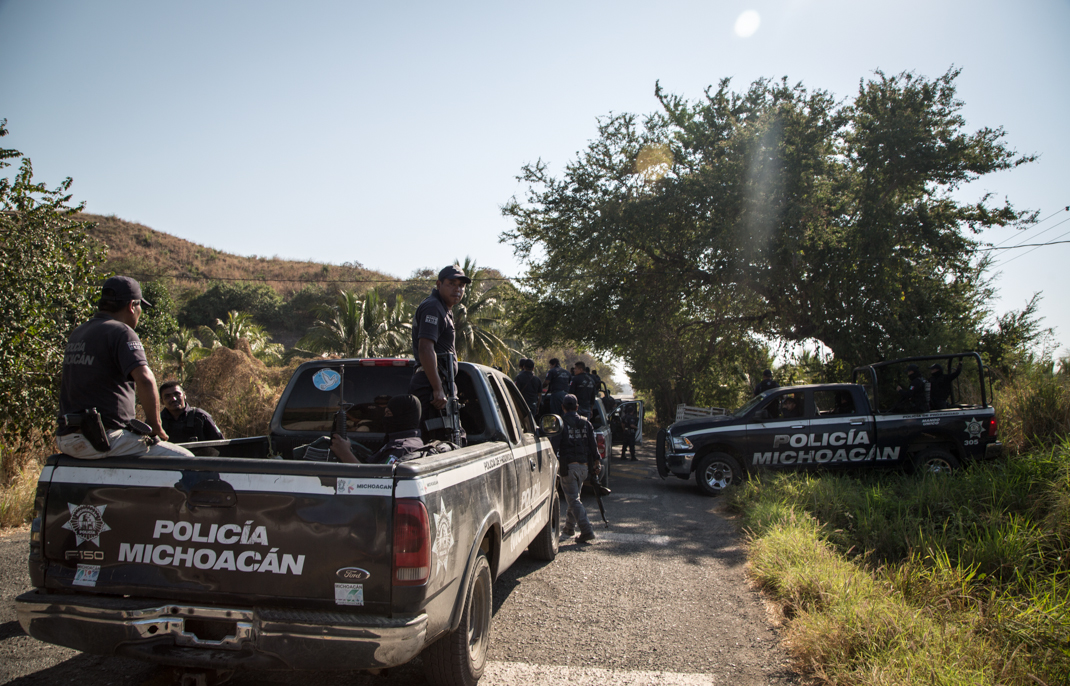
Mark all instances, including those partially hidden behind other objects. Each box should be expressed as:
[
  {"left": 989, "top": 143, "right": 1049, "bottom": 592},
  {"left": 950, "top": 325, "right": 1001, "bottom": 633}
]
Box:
[{"left": 62, "top": 408, "right": 112, "bottom": 452}]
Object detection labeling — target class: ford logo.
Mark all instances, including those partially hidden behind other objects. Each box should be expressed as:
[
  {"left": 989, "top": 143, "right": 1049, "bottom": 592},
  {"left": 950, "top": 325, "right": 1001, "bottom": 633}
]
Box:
[{"left": 336, "top": 567, "right": 371, "bottom": 581}]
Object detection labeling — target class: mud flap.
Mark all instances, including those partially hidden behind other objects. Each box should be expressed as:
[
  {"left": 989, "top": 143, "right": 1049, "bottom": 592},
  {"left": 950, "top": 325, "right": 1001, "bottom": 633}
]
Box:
[{"left": 655, "top": 429, "right": 669, "bottom": 479}]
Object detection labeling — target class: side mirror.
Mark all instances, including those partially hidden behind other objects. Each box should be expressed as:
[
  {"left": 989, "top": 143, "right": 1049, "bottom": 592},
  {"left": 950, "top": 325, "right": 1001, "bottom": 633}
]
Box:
[{"left": 539, "top": 414, "right": 563, "bottom": 436}]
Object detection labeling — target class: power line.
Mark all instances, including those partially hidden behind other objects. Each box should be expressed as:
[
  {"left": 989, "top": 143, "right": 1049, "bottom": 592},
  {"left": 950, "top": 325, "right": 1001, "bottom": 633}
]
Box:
[
  {"left": 992, "top": 229, "right": 1070, "bottom": 268},
  {"left": 990, "top": 206, "right": 1070, "bottom": 248}
]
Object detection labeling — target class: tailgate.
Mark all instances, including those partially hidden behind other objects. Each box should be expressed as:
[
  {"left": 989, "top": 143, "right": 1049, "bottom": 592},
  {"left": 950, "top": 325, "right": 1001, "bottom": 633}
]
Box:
[{"left": 39, "top": 455, "right": 396, "bottom": 613}]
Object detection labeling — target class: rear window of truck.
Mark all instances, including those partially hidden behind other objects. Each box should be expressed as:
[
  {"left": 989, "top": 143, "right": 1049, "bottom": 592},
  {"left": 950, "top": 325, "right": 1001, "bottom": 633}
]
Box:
[{"left": 280, "top": 366, "right": 415, "bottom": 432}]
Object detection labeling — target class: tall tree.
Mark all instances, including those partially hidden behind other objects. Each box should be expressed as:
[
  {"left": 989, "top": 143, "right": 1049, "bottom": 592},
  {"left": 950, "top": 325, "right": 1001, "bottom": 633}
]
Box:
[
  {"left": 503, "top": 69, "right": 1035, "bottom": 415},
  {"left": 0, "top": 120, "right": 105, "bottom": 462},
  {"left": 297, "top": 289, "right": 410, "bottom": 358}
]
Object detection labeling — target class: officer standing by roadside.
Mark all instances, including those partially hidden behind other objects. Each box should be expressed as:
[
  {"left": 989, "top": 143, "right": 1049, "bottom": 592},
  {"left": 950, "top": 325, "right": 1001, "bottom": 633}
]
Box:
[
  {"left": 554, "top": 394, "right": 600, "bottom": 543},
  {"left": 544, "top": 358, "right": 571, "bottom": 416},
  {"left": 619, "top": 404, "right": 639, "bottom": 461},
  {"left": 409, "top": 265, "right": 471, "bottom": 441},
  {"left": 753, "top": 369, "right": 778, "bottom": 396},
  {"left": 514, "top": 358, "right": 542, "bottom": 418},
  {"left": 159, "top": 381, "right": 225, "bottom": 444},
  {"left": 55, "top": 276, "right": 193, "bottom": 459}
]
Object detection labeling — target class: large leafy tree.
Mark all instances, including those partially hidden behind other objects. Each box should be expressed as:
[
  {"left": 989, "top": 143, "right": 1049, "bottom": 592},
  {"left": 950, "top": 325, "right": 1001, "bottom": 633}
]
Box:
[
  {"left": 0, "top": 120, "right": 106, "bottom": 461},
  {"left": 503, "top": 69, "right": 1035, "bottom": 416}
]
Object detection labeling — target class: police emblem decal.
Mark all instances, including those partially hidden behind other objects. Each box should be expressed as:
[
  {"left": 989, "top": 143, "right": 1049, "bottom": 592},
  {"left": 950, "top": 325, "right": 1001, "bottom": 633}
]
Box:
[
  {"left": 62, "top": 503, "right": 111, "bottom": 547},
  {"left": 425, "top": 315, "right": 438, "bottom": 325},
  {"left": 431, "top": 497, "right": 454, "bottom": 577},
  {"left": 964, "top": 418, "right": 983, "bottom": 439}
]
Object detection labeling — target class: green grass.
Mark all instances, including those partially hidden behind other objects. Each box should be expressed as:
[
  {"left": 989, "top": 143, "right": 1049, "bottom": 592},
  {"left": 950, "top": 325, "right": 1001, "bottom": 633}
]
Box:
[{"left": 728, "top": 442, "right": 1070, "bottom": 685}]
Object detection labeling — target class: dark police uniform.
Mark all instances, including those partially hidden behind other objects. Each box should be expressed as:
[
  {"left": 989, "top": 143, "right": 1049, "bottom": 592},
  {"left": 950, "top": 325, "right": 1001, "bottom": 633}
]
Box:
[
  {"left": 898, "top": 372, "right": 929, "bottom": 413},
  {"left": 754, "top": 377, "right": 778, "bottom": 396},
  {"left": 409, "top": 287, "right": 460, "bottom": 438},
  {"left": 554, "top": 411, "right": 600, "bottom": 538},
  {"left": 929, "top": 364, "right": 963, "bottom": 410},
  {"left": 544, "top": 365, "right": 571, "bottom": 416},
  {"left": 569, "top": 371, "right": 596, "bottom": 418},
  {"left": 160, "top": 406, "right": 224, "bottom": 443},
  {"left": 514, "top": 369, "right": 542, "bottom": 417},
  {"left": 58, "top": 314, "right": 147, "bottom": 434},
  {"left": 367, "top": 429, "right": 425, "bottom": 465}
]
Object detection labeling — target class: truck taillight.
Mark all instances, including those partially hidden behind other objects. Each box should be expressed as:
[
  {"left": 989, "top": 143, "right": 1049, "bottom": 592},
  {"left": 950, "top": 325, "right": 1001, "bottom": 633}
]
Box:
[
  {"left": 596, "top": 434, "right": 606, "bottom": 460},
  {"left": 987, "top": 416, "right": 998, "bottom": 437},
  {"left": 393, "top": 499, "right": 430, "bottom": 586}
]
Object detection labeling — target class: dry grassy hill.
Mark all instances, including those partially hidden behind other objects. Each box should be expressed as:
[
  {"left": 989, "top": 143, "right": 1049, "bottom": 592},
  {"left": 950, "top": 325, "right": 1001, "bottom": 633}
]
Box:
[{"left": 81, "top": 213, "right": 398, "bottom": 297}]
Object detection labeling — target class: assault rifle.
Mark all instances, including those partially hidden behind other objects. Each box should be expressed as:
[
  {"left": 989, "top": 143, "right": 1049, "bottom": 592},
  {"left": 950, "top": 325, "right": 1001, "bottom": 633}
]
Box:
[
  {"left": 334, "top": 364, "right": 354, "bottom": 442},
  {"left": 425, "top": 352, "right": 462, "bottom": 445}
]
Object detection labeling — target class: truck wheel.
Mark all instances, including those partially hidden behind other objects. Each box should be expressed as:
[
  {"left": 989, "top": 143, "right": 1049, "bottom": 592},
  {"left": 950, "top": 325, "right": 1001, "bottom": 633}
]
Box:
[
  {"left": 915, "top": 448, "right": 959, "bottom": 474},
  {"left": 424, "top": 551, "right": 492, "bottom": 686},
  {"left": 528, "top": 491, "right": 560, "bottom": 561},
  {"left": 695, "top": 452, "right": 740, "bottom": 497}
]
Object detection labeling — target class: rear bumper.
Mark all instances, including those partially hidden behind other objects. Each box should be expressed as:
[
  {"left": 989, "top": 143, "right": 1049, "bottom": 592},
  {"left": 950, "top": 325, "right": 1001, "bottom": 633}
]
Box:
[
  {"left": 985, "top": 442, "right": 1003, "bottom": 460},
  {"left": 16, "top": 590, "right": 427, "bottom": 671}
]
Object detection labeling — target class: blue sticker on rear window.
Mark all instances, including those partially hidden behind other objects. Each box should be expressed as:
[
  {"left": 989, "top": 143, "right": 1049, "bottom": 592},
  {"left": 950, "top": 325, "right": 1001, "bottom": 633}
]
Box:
[{"left": 313, "top": 369, "right": 341, "bottom": 391}]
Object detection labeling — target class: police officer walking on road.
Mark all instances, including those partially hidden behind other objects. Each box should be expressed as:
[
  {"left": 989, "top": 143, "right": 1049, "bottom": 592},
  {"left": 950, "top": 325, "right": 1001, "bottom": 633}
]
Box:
[
  {"left": 619, "top": 404, "right": 639, "bottom": 461},
  {"left": 544, "top": 358, "right": 571, "bottom": 416},
  {"left": 159, "top": 381, "right": 225, "bottom": 444},
  {"left": 56, "top": 276, "right": 193, "bottom": 459},
  {"left": 514, "top": 358, "right": 542, "bottom": 418},
  {"left": 555, "top": 394, "right": 600, "bottom": 543},
  {"left": 409, "top": 265, "right": 471, "bottom": 442}
]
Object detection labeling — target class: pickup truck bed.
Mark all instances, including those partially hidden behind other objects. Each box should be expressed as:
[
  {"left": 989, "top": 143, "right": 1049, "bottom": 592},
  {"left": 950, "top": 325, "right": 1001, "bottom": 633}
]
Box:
[{"left": 18, "top": 360, "right": 562, "bottom": 684}]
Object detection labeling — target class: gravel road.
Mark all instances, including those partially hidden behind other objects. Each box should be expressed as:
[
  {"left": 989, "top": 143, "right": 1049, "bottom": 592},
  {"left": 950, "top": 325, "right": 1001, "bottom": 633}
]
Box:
[{"left": 0, "top": 442, "right": 797, "bottom": 685}]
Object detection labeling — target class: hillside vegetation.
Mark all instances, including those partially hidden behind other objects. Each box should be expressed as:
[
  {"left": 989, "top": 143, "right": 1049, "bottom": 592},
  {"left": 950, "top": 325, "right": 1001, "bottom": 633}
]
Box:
[{"left": 81, "top": 213, "right": 396, "bottom": 297}]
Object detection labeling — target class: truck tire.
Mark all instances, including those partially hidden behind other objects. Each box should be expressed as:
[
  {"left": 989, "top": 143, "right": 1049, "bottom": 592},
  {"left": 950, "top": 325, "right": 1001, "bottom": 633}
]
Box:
[
  {"left": 527, "top": 491, "right": 560, "bottom": 561},
  {"left": 695, "top": 452, "right": 740, "bottom": 497},
  {"left": 914, "top": 448, "right": 959, "bottom": 474},
  {"left": 424, "top": 551, "right": 492, "bottom": 686}
]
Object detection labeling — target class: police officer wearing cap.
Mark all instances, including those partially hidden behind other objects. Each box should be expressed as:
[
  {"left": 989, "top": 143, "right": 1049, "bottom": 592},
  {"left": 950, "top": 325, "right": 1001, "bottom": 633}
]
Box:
[
  {"left": 56, "top": 276, "right": 193, "bottom": 459},
  {"left": 409, "top": 265, "right": 471, "bottom": 440},
  {"left": 754, "top": 369, "right": 778, "bottom": 396}
]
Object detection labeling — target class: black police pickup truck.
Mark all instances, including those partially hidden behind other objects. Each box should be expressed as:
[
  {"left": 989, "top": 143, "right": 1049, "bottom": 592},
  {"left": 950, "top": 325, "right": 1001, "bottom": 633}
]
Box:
[
  {"left": 657, "top": 353, "right": 1003, "bottom": 496},
  {"left": 17, "top": 358, "right": 561, "bottom": 685}
]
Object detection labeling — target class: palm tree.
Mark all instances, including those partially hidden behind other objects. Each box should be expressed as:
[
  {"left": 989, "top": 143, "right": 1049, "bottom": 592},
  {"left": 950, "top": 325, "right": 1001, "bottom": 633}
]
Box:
[
  {"left": 298, "top": 289, "right": 412, "bottom": 358},
  {"left": 214, "top": 311, "right": 283, "bottom": 362},
  {"left": 160, "top": 328, "right": 211, "bottom": 383},
  {"left": 451, "top": 257, "right": 519, "bottom": 369}
]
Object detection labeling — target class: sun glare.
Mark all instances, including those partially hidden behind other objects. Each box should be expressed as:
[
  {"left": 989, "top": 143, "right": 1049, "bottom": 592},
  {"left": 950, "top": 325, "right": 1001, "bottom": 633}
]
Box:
[{"left": 734, "top": 10, "right": 761, "bottom": 38}]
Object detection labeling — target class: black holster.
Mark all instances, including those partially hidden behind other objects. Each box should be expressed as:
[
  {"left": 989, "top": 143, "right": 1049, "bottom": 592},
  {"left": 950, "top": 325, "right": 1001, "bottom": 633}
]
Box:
[{"left": 66, "top": 409, "right": 112, "bottom": 452}]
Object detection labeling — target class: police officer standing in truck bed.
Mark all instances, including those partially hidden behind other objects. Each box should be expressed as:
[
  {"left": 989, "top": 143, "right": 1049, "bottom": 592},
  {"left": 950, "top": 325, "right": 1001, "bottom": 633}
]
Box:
[{"left": 409, "top": 265, "right": 471, "bottom": 441}]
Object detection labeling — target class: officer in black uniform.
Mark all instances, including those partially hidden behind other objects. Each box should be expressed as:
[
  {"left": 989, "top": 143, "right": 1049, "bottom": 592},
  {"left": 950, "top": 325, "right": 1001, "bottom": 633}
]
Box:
[
  {"left": 513, "top": 358, "right": 542, "bottom": 418},
  {"left": 754, "top": 369, "right": 778, "bottom": 396},
  {"left": 553, "top": 394, "right": 601, "bottom": 543},
  {"left": 159, "top": 381, "right": 225, "bottom": 444},
  {"left": 409, "top": 265, "right": 471, "bottom": 441},
  {"left": 543, "top": 358, "right": 571, "bottom": 416},
  {"left": 55, "top": 276, "right": 192, "bottom": 459},
  {"left": 896, "top": 364, "right": 930, "bottom": 413},
  {"left": 569, "top": 361, "right": 596, "bottom": 418},
  {"left": 332, "top": 395, "right": 425, "bottom": 464},
  {"left": 929, "top": 362, "right": 963, "bottom": 410}
]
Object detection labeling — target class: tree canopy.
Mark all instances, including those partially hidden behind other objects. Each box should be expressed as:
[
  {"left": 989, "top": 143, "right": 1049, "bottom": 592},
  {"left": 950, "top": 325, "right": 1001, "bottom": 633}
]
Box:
[{"left": 502, "top": 69, "right": 1037, "bottom": 417}]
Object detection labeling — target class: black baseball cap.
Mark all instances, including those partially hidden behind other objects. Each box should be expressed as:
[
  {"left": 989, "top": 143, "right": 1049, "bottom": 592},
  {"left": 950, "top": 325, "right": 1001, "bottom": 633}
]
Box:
[
  {"left": 101, "top": 276, "right": 154, "bottom": 308},
  {"left": 437, "top": 265, "right": 472, "bottom": 285}
]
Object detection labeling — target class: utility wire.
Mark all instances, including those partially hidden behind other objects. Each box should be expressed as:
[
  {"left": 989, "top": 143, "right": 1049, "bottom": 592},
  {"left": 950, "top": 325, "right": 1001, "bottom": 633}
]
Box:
[
  {"left": 993, "top": 228, "right": 1070, "bottom": 268},
  {"left": 989, "top": 206, "right": 1069, "bottom": 248}
]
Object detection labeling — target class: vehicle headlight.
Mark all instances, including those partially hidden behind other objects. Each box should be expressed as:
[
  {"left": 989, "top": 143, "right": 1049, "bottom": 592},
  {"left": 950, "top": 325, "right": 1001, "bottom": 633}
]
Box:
[{"left": 671, "top": 435, "right": 694, "bottom": 451}]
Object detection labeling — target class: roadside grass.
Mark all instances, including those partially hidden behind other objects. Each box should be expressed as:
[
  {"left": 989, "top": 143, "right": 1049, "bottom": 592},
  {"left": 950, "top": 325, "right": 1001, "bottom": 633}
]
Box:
[{"left": 728, "top": 441, "right": 1070, "bottom": 685}]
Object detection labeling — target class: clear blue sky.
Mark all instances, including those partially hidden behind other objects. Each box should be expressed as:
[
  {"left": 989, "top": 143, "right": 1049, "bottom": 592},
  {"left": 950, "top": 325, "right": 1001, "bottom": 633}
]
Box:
[{"left": 2, "top": 0, "right": 1067, "bottom": 356}]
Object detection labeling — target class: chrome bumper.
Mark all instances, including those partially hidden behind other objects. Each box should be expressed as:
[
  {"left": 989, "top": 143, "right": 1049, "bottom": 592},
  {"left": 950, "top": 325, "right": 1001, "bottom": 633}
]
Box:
[
  {"left": 985, "top": 442, "right": 1003, "bottom": 460},
  {"left": 17, "top": 590, "right": 427, "bottom": 671},
  {"left": 664, "top": 450, "right": 695, "bottom": 477}
]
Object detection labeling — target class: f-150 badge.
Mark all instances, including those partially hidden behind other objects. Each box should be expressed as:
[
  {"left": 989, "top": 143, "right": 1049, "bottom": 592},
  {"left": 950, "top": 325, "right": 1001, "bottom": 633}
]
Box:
[{"left": 62, "top": 503, "right": 111, "bottom": 547}]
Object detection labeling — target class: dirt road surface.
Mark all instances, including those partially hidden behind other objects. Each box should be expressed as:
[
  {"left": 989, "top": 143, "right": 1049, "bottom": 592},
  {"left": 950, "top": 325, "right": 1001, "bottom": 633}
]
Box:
[{"left": 0, "top": 441, "right": 797, "bottom": 685}]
